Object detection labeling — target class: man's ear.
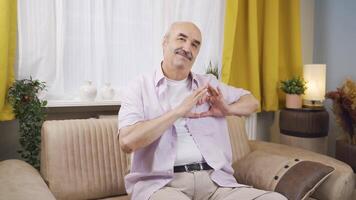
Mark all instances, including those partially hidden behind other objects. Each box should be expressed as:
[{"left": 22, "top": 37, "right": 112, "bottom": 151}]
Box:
[{"left": 162, "top": 35, "right": 168, "bottom": 48}]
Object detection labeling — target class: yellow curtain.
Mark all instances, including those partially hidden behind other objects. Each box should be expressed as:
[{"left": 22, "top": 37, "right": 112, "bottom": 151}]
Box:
[
  {"left": 0, "top": 0, "right": 17, "bottom": 121},
  {"left": 222, "top": 0, "right": 302, "bottom": 111}
]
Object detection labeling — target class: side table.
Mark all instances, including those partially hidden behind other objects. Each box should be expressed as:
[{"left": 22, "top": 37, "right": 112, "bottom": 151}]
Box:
[{"left": 279, "top": 108, "right": 329, "bottom": 154}]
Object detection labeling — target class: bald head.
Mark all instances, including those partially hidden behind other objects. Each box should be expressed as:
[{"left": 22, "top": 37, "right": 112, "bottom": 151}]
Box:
[
  {"left": 161, "top": 22, "right": 202, "bottom": 80},
  {"left": 165, "top": 22, "right": 202, "bottom": 42}
]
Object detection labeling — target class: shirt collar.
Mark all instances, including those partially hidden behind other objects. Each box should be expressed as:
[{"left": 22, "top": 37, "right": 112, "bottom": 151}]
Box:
[
  {"left": 190, "top": 72, "right": 199, "bottom": 90},
  {"left": 154, "top": 64, "right": 199, "bottom": 89},
  {"left": 154, "top": 65, "right": 166, "bottom": 87}
]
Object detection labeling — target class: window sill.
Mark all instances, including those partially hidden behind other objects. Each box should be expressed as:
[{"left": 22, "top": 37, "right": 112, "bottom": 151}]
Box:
[
  {"left": 46, "top": 100, "right": 121, "bottom": 108},
  {"left": 45, "top": 100, "right": 121, "bottom": 120}
]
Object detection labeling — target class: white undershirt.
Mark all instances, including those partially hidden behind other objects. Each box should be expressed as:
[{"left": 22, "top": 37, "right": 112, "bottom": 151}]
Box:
[{"left": 165, "top": 77, "right": 204, "bottom": 166}]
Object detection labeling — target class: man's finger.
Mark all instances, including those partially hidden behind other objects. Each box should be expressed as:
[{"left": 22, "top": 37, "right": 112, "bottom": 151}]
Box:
[
  {"left": 185, "top": 112, "right": 201, "bottom": 118},
  {"left": 217, "top": 86, "right": 223, "bottom": 97},
  {"left": 207, "top": 96, "right": 217, "bottom": 104},
  {"left": 207, "top": 96, "right": 213, "bottom": 105},
  {"left": 194, "top": 88, "right": 208, "bottom": 102},
  {"left": 198, "top": 111, "right": 212, "bottom": 118},
  {"left": 208, "top": 85, "right": 219, "bottom": 96},
  {"left": 194, "top": 86, "right": 208, "bottom": 97},
  {"left": 197, "top": 99, "right": 203, "bottom": 105},
  {"left": 185, "top": 111, "right": 212, "bottom": 118},
  {"left": 197, "top": 85, "right": 208, "bottom": 92},
  {"left": 210, "top": 98, "right": 216, "bottom": 104},
  {"left": 197, "top": 96, "right": 207, "bottom": 105}
]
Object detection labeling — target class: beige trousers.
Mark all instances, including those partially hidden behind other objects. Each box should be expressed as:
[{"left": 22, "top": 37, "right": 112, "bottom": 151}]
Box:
[{"left": 149, "top": 170, "right": 287, "bottom": 200}]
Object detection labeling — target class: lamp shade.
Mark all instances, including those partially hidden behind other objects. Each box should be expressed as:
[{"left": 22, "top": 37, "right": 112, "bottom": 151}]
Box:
[{"left": 303, "top": 64, "right": 326, "bottom": 104}]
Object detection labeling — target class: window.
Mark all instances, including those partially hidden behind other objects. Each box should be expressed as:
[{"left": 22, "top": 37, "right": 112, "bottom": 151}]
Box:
[{"left": 18, "top": 0, "right": 226, "bottom": 101}]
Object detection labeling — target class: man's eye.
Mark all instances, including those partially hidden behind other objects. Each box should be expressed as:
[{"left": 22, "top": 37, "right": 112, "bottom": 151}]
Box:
[{"left": 178, "top": 37, "right": 185, "bottom": 41}]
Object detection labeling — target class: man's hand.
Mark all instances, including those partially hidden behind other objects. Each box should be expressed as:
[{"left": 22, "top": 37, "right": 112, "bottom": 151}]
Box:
[
  {"left": 175, "top": 86, "right": 208, "bottom": 118},
  {"left": 189, "top": 85, "right": 230, "bottom": 118}
]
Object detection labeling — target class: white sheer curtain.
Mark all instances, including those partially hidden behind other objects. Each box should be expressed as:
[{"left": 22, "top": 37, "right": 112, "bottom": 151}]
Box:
[{"left": 18, "top": 0, "right": 226, "bottom": 100}]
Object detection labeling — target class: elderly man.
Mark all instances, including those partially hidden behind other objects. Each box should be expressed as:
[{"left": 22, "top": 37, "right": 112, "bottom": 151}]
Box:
[{"left": 118, "top": 22, "right": 286, "bottom": 200}]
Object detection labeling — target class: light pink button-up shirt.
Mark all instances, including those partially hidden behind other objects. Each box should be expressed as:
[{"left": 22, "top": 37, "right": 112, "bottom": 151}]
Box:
[{"left": 118, "top": 68, "right": 250, "bottom": 200}]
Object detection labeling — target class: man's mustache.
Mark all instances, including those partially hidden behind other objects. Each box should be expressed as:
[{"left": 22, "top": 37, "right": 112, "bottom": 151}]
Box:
[{"left": 174, "top": 48, "right": 193, "bottom": 61}]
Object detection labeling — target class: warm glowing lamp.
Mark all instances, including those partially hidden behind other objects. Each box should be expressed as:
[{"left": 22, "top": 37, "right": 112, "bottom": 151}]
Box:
[{"left": 303, "top": 64, "right": 326, "bottom": 107}]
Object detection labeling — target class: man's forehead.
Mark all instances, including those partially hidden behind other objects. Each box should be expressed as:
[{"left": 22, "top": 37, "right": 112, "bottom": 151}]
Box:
[{"left": 169, "top": 22, "right": 202, "bottom": 41}]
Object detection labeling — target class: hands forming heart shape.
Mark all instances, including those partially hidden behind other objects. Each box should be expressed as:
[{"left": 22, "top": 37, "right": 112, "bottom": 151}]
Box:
[{"left": 185, "top": 85, "right": 230, "bottom": 118}]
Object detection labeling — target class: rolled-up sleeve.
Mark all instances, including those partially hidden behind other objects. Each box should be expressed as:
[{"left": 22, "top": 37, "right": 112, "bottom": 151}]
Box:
[
  {"left": 118, "top": 78, "right": 144, "bottom": 132},
  {"left": 217, "top": 81, "right": 251, "bottom": 104}
]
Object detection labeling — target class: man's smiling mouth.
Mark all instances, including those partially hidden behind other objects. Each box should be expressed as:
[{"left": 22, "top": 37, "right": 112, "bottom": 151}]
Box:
[{"left": 174, "top": 48, "right": 192, "bottom": 61}]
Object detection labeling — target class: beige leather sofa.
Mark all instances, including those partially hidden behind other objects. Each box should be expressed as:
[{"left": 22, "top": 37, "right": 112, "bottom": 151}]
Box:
[{"left": 0, "top": 116, "right": 354, "bottom": 200}]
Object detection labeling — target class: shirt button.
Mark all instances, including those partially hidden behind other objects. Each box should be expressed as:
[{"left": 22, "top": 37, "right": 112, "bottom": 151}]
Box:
[{"left": 184, "top": 124, "right": 190, "bottom": 131}]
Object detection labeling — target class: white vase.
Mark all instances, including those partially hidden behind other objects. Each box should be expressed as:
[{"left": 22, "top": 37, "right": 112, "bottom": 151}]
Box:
[
  {"left": 80, "top": 81, "right": 97, "bottom": 101},
  {"left": 100, "top": 82, "right": 115, "bottom": 100}
]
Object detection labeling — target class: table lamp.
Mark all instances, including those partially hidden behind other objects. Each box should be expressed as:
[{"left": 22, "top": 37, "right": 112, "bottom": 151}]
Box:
[{"left": 303, "top": 64, "right": 326, "bottom": 108}]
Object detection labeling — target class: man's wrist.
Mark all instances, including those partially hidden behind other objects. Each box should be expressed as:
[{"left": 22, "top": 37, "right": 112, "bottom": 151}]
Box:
[
  {"left": 226, "top": 103, "right": 244, "bottom": 116},
  {"left": 172, "top": 107, "right": 185, "bottom": 118},
  {"left": 226, "top": 104, "right": 235, "bottom": 116}
]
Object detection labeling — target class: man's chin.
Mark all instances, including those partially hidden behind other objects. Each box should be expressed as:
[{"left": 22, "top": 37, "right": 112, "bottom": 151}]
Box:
[
  {"left": 172, "top": 61, "right": 189, "bottom": 70},
  {"left": 173, "top": 58, "right": 192, "bottom": 67}
]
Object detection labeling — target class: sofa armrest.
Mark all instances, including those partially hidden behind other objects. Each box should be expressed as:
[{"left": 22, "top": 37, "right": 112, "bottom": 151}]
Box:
[
  {"left": 248, "top": 140, "right": 355, "bottom": 200},
  {"left": 0, "top": 159, "right": 55, "bottom": 200}
]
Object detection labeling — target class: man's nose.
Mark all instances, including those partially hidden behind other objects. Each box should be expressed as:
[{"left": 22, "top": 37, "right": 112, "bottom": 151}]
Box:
[
  {"left": 183, "top": 41, "right": 192, "bottom": 52},
  {"left": 182, "top": 42, "right": 192, "bottom": 54}
]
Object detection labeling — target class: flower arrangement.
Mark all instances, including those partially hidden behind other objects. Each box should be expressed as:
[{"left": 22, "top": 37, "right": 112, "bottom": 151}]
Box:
[{"left": 325, "top": 79, "right": 356, "bottom": 145}]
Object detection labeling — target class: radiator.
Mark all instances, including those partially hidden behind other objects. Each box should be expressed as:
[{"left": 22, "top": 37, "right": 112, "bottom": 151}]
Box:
[{"left": 245, "top": 113, "right": 257, "bottom": 140}]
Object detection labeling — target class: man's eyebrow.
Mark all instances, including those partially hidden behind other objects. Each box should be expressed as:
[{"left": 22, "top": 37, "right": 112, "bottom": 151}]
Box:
[
  {"left": 193, "top": 39, "right": 201, "bottom": 46},
  {"left": 177, "top": 33, "right": 188, "bottom": 38},
  {"left": 177, "top": 32, "right": 201, "bottom": 46}
]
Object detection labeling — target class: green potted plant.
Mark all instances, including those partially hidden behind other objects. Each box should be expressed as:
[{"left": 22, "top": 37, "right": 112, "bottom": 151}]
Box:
[
  {"left": 280, "top": 76, "right": 307, "bottom": 109},
  {"left": 206, "top": 61, "right": 219, "bottom": 79},
  {"left": 325, "top": 79, "right": 356, "bottom": 171},
  {"left": 7, "top": 77, "right": 47, "bottom": 170}
]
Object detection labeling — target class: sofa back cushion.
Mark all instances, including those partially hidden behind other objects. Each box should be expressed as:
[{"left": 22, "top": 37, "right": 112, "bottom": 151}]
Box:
[
  {"left": 40, "top": 116, "right": 250, "bottom": 199},
  {"left": 41, "top": 118, "right": 130, "bottom": 199}
]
